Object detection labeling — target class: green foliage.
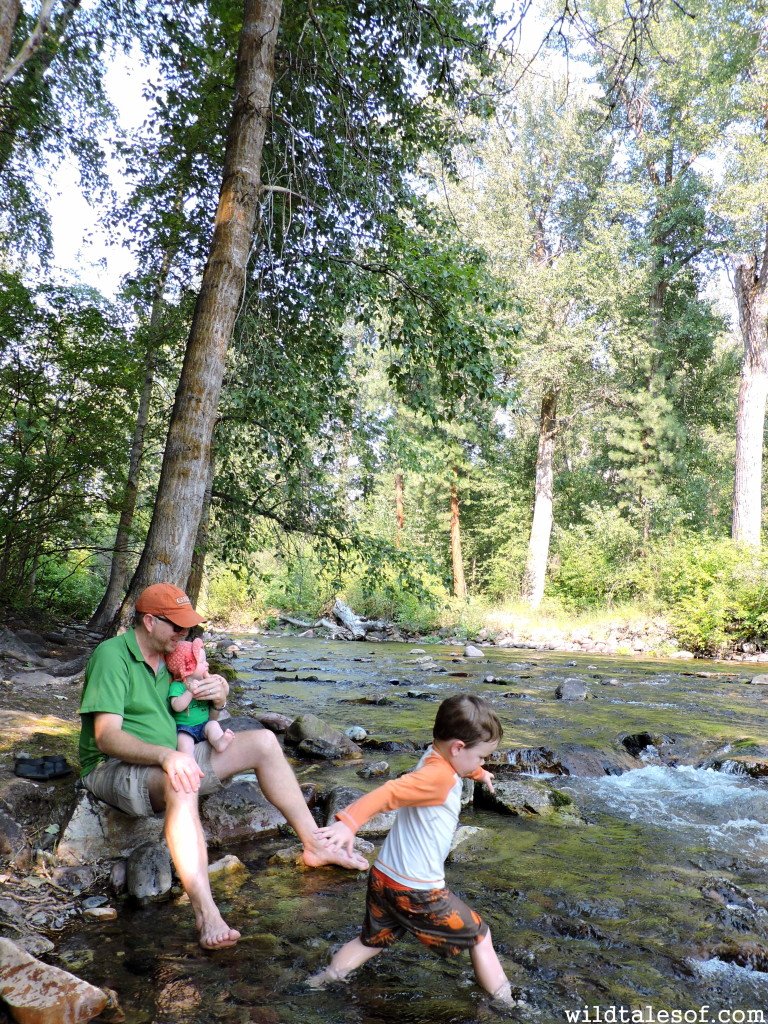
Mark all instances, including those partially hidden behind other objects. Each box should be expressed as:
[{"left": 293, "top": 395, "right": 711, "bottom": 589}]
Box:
[
  {"left": 203, "top": 566, "right": 266, "bottom": 628},
  {"left": 624, "top": 536, "right": 768, "bottom": 656},
  {"left": 548, "top": 506, "right": 643, "bottom": 610},
  {"left": 0, "top": 271, "right": 139, "bottom": 608},
  {"left": 34, "top": 552, "right": 105, "bottom": 621}
]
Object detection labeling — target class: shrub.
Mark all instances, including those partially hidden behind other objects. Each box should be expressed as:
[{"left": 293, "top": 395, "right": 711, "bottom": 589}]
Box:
[{"left": 548, "top": 506, "right": 642, "bottom": 609}]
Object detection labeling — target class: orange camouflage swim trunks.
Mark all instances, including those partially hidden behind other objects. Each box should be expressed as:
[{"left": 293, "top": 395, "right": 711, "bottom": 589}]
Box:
[{"left": 361, "top": 867, "right": 489, "bottom": 955}]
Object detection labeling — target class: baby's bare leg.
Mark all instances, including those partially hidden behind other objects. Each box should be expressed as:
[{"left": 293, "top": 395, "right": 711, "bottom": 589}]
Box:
[
  {"left": 306, "top": 937, "right": 382, "bottom": 988},
  {"left": 177, "top": 731, "right": 196, "bottom": 755},
  {"left": 204, "top": 719, "right": 235, "bottom": 753}
]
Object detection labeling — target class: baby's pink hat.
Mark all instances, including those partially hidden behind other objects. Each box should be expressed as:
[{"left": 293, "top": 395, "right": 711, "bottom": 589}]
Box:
[{"left": 166, "top": 636, "right": 204, "bottom": 680}]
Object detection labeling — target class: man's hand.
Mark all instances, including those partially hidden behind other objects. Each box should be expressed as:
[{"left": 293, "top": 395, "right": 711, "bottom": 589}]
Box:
[
  {"left": 160, "top": 749, "right": 205, "bottom": 793},
  {"left": 188, "top": 673, "right": 229, "bottom": 709}
]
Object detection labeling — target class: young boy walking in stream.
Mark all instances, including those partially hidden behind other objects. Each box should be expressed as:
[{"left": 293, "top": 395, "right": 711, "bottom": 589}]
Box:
[{"left": 307, "top": 693, "right": 518, "bottom": 1008}]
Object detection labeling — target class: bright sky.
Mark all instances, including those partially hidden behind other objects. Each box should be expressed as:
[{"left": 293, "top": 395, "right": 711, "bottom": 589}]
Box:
[{"left": 44, "top": 3, "right": 557, "bottom": 299}]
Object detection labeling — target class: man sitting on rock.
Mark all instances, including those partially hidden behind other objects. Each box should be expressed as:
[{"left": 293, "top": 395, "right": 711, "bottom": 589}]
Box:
[{"left": 78, "top": 583, "right": 368, "bottom": 950}]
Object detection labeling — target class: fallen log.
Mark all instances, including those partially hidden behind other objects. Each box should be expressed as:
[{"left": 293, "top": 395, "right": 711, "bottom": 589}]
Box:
[
  {"left": 332, "top": 599, "right": 366, "bottom": 640},
  {"left": 279, "top": 615, "right": 313, "bottom": 629}
]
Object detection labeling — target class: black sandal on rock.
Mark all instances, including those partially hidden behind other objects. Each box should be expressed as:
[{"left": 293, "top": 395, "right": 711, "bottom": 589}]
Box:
[{"left": 14, "top": 755, "right": 72, "bottom": 780}]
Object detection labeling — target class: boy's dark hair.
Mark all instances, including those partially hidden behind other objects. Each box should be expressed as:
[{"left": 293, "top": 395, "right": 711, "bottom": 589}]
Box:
[{"left": 433, "top": 693, "right": 503, "bottom": 746}]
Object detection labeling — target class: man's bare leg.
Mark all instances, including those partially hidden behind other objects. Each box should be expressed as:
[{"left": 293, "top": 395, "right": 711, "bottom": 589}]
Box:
[
  {"left": 148, "top": 768, "right": 240, "bottom": 950},
  {"left": 210, "top": 730, "right": 369, "bottom": 870}
]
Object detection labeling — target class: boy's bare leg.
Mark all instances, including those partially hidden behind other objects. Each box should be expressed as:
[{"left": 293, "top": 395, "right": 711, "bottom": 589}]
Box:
[
  {"left": 177, "top": 732, "right": 195, "bottom": 755},
  {"left": 147, "top": 768, "right": 240, "bottom": 950},
  {"left": 307, "top": 937, "right": 382, "bottom": 988},
  {"left": 204, "top": 719, "right": 235, "bottom": 753},
  {"left": 210, "top": 730, "right": 369, "bottom": 870},
  {"left": 470, "top": 931, "right": 514, "bottom": 1003}
]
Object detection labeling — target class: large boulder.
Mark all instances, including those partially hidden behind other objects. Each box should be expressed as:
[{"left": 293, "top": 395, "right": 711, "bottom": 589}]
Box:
[
  {"left": 475, "top": 778, "right": 562, "bottom": 817},
  {"left": 58, "top": 774, "right": 290, "bottom": 866},
  {"left": 0, "top": 937, "right": 117, "bottom": 1024},
  {"left": 199, "top": 779, "right": 287, "bottom": 843},
  {"left": 325, "top": 786, "right": 395, "bottom": 836},
  {"left": 57, "top": 791, "right": 164, "bottom": 866},
  {"left": 284, "top": 714, "right": 362, "bottom": 757}
]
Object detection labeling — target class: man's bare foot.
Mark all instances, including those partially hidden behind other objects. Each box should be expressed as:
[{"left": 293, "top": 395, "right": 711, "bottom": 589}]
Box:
[
  {"left": 208, "top": 728, "right": 235, "bottom": 754},
  {"left": 196, "top": 909, "right": 241, "bottom": 950},
  {"left": 302, "top": 835, "right": 369, "bottom": 871}
]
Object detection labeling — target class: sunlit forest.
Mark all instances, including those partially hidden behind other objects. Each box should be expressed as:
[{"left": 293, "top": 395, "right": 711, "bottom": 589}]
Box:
[{"left": 2, "top": 0, "right": 767, "bottom": 656}]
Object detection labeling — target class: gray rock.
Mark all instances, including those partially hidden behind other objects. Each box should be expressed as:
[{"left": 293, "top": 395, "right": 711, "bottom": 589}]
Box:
[
  {"left": 325, "top": 785, "right": 396, "bottom": 835},
  {"left": 58, "top": 791, "right": 165, "bottom": 865},
  {"left": 476, "top": 778, "right": 557, "bottom": 817},
  {"left": 0, "top": 810, "right": 31, "bottom": 869},
  {"left": 284, "top": 713, "right": 362, "bottom": 755},
  {"left": 555, "top": 678, "right": 589, "bottom": 701},
  {"left": 357, "top": 761, "right": 390, "bottom": 778},
  {"left": 256, "top": 712, "right": 293, "bottom": 732},
  {"left": 126, "top": 841, "right": 173, "bottom": 904},
  {"left": 199, "top": 779, "right": 288, "bottom": 843},
  {"left": 345, "top": 726, "right": 367, "bottom": 742},
  {"left": 296, "top": 737, "right": 348, "bottom": 759},
  {"left": 464, "top": 644, "right": 485, "bottom": 658}
]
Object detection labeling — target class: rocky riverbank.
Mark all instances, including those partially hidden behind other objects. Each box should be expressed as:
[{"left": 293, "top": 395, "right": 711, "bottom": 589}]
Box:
[{"left": 3, "top": 619, "right": 768, "bottom": 1021}]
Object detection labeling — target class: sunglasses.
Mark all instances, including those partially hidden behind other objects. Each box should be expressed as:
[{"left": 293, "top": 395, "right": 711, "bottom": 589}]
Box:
[{"left": 152, "top": 615, "right": 188, "bottom": 634}]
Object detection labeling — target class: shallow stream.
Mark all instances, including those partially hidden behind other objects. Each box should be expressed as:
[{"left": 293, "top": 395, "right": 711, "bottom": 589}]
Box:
[{"left": 54, "top": 638, "right": 768, "bottom": 1023}]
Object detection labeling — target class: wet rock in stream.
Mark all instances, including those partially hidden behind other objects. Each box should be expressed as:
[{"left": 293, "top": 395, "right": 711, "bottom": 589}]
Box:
[
  {"left": 284, "top": 713, "right": 362, "bottom": 756},
  {"left": 555, "top": 678, "right": 590, "bottom": 701},
  {"left": 126, "top": 840, "right": 173, "bottom": 904}
]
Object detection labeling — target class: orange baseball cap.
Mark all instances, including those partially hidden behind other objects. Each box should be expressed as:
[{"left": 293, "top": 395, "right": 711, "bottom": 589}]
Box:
[{"left": 135, "top": 583, "right": 206, "bottom": 627}]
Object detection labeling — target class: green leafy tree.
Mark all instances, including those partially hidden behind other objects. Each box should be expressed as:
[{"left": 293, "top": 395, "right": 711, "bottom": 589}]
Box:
[{"left": 0, "top": 271, "right": 138, "bottom": 609}]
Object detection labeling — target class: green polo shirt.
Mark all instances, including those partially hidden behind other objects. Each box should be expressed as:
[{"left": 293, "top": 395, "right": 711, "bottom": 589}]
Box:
[{"left": 78, "top": 629, "right": 177, "bottom": 777}]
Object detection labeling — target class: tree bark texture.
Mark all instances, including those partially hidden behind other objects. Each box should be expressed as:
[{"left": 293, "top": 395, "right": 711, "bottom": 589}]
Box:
[
  {"left": 0, "top": 0, "right": 21, "bottom": 75},
  {"left": 90, "top": 249, "right": 174, "bottom": 631},
  {"left": 122, "top": 0, "right": 282, "bottom": 622},
  {"left": 450, "top": 470, "right": 466, "bottom": 601},
  {"left": 731, "top": 236, "right": 768, "bottom": 548},
  {"left": 522, "top": 387, "right": 558, "bottom": 607},
  {"left": 186, "top": 444, "right": 216, "bottom": 606},
  {"left": 394, "top": 470, "right": 404, "bottom": 545}
]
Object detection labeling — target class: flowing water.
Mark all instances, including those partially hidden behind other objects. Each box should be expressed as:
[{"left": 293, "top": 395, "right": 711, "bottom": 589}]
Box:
[{"left": 52, "top": 638, "right": 768, "bottom": 1023}]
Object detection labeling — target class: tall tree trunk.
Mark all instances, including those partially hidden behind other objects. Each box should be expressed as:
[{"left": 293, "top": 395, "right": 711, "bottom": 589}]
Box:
[
  {"left": 0, "top": 0, "right": 21, "bottom": 74},
  {"left": 117, "top": 0, "right": 282, "bottom": 630},
  {"left": 450, "top": 469, "right": 466, "bottom": 601},
  {"left": 731, "top": 231, "right": 768, "bottom": 548},
  {"left": 394, "top": 470, "right": 404, "bottom": 546},
  {"left": 521, "top": 387, "right": 558, "bottom": 607},
  {"left": 186, "top": 445, "right": 216, "bottom": 606},
  {"left": 89, "top": 248, "right": 174, "bottom": 631}
]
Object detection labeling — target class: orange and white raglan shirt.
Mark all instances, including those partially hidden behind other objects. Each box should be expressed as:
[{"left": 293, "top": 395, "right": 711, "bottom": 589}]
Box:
[{"left": 336, "top": 745, "right": 485, "bottom": 890}]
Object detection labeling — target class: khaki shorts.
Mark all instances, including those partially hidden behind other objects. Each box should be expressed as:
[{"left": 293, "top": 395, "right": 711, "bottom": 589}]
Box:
[{"left": 82, "top": 742, "right": 224, "bottom": 817}]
